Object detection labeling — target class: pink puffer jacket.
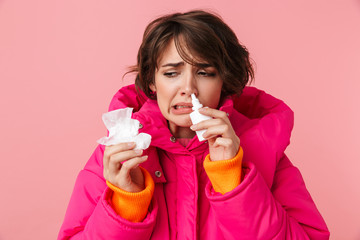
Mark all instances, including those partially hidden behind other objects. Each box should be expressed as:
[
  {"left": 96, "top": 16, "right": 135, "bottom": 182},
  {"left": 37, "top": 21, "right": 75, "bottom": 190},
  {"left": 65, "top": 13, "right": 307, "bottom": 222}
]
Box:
[{"left": 58, "top": 85, "right": 330, "bottom": 239}]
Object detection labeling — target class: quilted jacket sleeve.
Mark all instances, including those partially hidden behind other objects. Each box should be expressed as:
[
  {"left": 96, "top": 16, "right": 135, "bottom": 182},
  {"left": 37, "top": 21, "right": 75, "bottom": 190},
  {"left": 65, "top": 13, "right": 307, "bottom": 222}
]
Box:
[
  {"left": 205, "top": 154, "right": 330, "bottom": 240},
  {"left": 57, "top": 145, "right": 158, "bottom": 240}
]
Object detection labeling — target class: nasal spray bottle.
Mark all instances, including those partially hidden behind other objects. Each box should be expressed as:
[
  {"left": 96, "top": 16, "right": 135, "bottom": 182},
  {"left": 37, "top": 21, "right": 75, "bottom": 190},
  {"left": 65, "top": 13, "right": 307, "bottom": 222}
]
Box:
[{"left": 190, "top": 94, "right": 212, "bottom": 141}]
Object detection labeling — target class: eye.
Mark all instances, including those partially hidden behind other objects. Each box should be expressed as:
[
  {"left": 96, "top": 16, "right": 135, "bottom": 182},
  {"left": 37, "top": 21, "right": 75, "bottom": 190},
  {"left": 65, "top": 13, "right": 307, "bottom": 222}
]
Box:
[
  {"left": 164, "top": 72, "right": 178, "bottom": 78},
  {"left": 197, "top": 70, "right": 216, "bottom": 77}
]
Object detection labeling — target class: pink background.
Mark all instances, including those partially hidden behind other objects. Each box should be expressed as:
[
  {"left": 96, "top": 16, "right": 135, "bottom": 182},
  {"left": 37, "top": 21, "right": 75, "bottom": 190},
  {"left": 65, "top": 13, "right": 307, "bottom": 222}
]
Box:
[{"left": 0, "top": 0, "right": 359, "bottom": 239}]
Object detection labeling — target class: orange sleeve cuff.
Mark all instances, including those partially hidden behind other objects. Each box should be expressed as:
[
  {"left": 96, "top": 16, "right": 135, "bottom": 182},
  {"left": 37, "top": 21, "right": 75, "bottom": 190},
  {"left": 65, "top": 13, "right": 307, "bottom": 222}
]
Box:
[
  {"left": 203, "top": 147, "right": 243, "bottom": 195},
  {"left": 106, "top": 166, "right": 155, "bottom": 222}
]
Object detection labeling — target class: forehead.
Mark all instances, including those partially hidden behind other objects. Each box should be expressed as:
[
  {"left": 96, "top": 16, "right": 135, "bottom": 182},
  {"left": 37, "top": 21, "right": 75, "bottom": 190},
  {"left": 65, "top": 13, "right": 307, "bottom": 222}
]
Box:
[
  {"left": 157, "top": 38, "right": 208, "bottom": 67},
  {"left": 157, "top": 39, "right": 182, "bottom": 66}
]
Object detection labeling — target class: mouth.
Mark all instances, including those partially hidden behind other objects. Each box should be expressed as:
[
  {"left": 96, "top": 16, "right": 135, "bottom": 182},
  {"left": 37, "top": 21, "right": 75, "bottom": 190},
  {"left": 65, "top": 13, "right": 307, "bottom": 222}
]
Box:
[
  {"left": 171, "top": 102, "right": 193, "bottom": 114},
  {"left": 174, "top": 105, "right": 193, "bottom": 110},
  {"left": 173, "top": 102, "right": 193, "bottom": 109}
]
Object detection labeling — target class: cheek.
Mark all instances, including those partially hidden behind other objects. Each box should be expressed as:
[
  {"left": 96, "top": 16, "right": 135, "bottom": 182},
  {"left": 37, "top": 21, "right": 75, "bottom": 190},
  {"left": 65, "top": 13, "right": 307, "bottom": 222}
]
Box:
[
  {"left": 155, "top": 86, "right": 173, "bottom": 113},
  {"left": 203, "top": 81, "right": 223, "bottom": 106}
]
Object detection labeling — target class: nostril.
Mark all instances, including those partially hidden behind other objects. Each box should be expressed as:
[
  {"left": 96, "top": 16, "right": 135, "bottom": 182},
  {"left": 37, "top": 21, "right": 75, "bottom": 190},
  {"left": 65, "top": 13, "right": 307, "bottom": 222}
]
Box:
[{"left": 190, "top": 92, "right": 198, "bottom": 98}]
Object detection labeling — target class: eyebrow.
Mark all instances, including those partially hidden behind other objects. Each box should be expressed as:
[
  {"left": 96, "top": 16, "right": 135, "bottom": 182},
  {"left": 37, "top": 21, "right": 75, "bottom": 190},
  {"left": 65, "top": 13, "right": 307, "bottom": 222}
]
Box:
[
  {"left": 161, "top": 62, "right": 185, "bottom": 68},
  {"left": 161, "top": 62, "right": 213, "bottom": 68},
  {"left": 196, "top": 63, "right": 212, "bottom": 68}
]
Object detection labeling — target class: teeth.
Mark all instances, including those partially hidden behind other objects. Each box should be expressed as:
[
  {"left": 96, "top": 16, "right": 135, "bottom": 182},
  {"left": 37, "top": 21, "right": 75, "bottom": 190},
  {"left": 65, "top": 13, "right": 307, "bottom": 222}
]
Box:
[{"left": 176, "top": 105, "right": 191, "bottom": 109}]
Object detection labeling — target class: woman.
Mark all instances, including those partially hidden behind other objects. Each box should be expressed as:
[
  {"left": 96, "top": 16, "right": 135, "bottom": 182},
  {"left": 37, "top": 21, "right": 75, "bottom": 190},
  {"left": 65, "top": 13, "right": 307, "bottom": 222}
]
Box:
[{"left": 58, "top": 10, "right": 329, "bottom": 239}]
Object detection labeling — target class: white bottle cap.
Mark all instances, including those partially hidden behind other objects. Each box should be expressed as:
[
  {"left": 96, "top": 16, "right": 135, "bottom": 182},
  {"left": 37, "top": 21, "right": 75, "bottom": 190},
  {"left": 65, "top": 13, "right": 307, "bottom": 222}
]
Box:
[{"left": 191, "top": 93, "right": 203, "bottom": 110}]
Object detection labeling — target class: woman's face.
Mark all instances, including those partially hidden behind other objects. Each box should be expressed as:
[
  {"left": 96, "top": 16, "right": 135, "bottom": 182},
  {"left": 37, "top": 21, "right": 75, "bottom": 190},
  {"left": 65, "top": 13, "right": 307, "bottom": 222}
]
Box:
[{"left": 150, "top": 39, "right": 223, "bottom": 137}]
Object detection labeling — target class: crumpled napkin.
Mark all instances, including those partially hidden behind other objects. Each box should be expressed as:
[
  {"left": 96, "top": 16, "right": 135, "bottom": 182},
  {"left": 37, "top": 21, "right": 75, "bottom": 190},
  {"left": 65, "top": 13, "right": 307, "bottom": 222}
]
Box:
[{"left": 97, "top": 108, "right": 151, "bottom": 150}]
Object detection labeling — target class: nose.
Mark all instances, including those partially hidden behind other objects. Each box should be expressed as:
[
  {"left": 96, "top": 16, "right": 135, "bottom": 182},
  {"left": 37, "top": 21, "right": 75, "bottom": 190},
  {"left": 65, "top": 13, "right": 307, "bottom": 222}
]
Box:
[{"left": 180, "top": 71, "right": 198, "bottom": 97}]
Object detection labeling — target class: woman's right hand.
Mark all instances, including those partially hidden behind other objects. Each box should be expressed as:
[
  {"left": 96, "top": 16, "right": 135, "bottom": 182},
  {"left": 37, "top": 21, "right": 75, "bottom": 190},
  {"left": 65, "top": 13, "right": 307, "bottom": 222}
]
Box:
[{"left": 103, "top": 142, "right": 148, "bottom": 192}]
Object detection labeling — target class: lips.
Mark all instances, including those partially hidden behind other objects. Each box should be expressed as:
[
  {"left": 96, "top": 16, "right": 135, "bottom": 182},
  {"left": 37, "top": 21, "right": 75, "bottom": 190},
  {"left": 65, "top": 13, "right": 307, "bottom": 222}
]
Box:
[
  {"left": 174, "top": 105, "right": 192, "bottom": 109},
  {"left": 171, "top": 102, "right": 193, "bottom": 114}
]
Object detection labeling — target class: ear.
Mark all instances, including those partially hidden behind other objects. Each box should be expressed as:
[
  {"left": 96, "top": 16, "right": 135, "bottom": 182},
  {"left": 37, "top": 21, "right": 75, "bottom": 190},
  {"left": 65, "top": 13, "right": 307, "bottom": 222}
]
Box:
[{"left": 149, "top": 83, "right": 156, "bottom": 92}]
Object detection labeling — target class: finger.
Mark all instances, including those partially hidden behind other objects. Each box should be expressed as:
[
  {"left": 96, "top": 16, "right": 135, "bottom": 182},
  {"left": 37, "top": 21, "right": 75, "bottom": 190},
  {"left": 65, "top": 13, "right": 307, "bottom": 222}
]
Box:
[
  {"left": 202, "top": 124, "right": 232, "bottom": 139},
  {"left": 191, "top": 118, "right": 223, "bottom": 131},
  {"left": 212, "top": 137, "right": 233, "bottom": 148},
  {"left": 103, "top": 142, "right": 136, "bottom": 170},
  {"left": 108, "top": 149, "right": 143, "bottom": 175},
  {"left": 121, "top": 155, "right": 148, "bottom": 173},
  {"left": 198, "top": 108, "right": 230, "bottom": 122},
  {"left": 105, "top": 142, "right": 136, "bottom": 157},
  {"left": 118, "top": 156, "right": 148, "bottom": 184}
]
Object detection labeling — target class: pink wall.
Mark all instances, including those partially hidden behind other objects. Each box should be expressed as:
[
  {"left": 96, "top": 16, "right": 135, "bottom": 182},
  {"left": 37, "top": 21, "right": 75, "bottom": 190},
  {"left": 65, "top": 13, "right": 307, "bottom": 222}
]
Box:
[{"left": 0, "top": 0, "right": 359, "bottom": 239}]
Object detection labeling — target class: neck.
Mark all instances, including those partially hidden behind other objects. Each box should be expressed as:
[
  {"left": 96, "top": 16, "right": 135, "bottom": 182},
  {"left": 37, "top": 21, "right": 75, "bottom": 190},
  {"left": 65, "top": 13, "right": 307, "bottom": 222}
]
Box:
[{"left": 168, "top": 121, "right": 196, "bottom": 139}]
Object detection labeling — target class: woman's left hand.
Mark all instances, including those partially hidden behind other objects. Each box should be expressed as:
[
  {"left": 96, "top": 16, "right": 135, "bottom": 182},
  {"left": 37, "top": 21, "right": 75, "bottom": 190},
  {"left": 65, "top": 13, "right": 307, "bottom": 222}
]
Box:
[{"left": 190, "top": 107, "right": 240, "bottom": 161}]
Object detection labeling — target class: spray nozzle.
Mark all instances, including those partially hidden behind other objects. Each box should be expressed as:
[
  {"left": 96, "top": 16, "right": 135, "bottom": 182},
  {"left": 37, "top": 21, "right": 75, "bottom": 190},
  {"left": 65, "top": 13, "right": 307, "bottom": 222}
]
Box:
[{"left": 191, "top": 93, "right": 203, "bottom": 110}]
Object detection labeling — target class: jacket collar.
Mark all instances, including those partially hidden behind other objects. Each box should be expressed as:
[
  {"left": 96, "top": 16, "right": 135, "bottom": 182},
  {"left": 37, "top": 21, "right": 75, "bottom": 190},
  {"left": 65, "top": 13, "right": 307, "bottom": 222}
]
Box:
[
  {"left": 132, "top": 97, "right": 234, "bottom": 154},
  {"left": 133, "top": 99, "right": 195, "bottom": 154},
  {"left": 109, "top": 84, "right": 294, "bottom": 157}
]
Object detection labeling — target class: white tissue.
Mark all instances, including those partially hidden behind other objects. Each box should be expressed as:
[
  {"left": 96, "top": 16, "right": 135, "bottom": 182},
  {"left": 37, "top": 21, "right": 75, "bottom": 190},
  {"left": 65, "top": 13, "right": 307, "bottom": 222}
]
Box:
[{"left": 97, "top": 108, "right": 151, "bottom": 150}]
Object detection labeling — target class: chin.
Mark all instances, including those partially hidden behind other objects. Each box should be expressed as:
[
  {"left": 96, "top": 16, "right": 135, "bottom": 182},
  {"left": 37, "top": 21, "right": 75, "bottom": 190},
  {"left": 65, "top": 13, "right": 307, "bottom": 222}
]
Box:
[{"left": 170, "top": 116, "right": 192, "bottom": 128}]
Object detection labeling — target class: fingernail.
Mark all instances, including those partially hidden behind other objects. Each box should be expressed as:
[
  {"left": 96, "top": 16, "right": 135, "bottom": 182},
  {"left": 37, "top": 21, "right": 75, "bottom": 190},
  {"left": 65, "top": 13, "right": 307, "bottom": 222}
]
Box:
[
  {"left": 135, "top": 149, "right": 142, "bottom": 154},
  {"left": 190, "top": 124, "right": 197, "bottom": 130},
  {"left": 128, "top": 142, "right": 135, "bottom": 147},
  {"left": 141, "top": 155, "right": 148, "bottom": 161}
]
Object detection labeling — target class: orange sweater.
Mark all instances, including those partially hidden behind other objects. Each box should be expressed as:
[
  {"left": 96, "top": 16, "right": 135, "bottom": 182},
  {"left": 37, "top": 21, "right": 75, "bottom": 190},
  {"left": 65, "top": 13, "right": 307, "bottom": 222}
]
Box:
[
  {"left": 203, "top": 146, "right": 243, "bottom": 194},
  {"left": 106, "top": 147, "right": 243, "bottom": 222},
  {"left": 106, "top": 167, "right": 154, "bottom": 222}
]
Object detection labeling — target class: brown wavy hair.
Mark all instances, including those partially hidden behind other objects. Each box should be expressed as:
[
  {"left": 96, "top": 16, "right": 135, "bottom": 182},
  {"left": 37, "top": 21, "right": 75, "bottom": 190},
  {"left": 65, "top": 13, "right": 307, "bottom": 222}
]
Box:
[{"left": 128, "top": 10, "right": 254, "bottom": 99}]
